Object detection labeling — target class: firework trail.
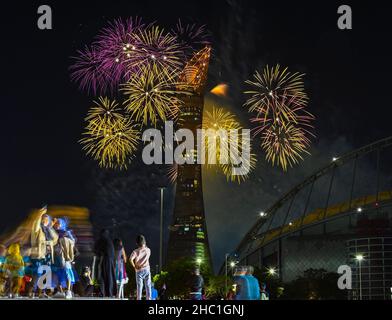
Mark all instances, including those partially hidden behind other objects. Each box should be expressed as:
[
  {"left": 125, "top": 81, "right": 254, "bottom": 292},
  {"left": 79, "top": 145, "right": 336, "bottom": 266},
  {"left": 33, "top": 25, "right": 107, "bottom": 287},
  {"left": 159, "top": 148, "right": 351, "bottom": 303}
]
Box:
[{"left": 166, "top": 163, "right": 178, "bottom": 184}]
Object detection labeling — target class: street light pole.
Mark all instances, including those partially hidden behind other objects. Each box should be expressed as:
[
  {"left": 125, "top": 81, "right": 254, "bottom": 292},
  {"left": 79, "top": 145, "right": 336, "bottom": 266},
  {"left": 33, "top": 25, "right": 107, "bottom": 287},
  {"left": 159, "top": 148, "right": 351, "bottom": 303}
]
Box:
[
  {"left": 225, "top": 253, "right": 229, "bottom": 298},
  {"left": 355, "top": 254, "right": 364, "bottom": 300},
  {"left": 359, "top": 260, "right": 362, "bottom": 300},
  {"left": 159, "top": 187, "right": 165, "bottom": 273}
]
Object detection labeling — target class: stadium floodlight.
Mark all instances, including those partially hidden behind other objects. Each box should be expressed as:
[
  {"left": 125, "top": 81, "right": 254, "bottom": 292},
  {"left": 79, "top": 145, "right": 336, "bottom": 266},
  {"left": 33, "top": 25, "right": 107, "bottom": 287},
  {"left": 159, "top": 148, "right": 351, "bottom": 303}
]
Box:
[
  {"left": 355, "top": 254, "right": 364, "bottom": 262},
  {"left": 268, "top": 267, "right": 277, "bottom": 276}
]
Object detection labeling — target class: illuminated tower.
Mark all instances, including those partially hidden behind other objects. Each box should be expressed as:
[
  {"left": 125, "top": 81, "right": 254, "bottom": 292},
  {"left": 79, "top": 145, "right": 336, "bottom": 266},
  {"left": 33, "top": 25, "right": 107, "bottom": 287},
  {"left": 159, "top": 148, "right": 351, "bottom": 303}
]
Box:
[{"left": 167, "top": 47, "right": 212, "bottom": 269}]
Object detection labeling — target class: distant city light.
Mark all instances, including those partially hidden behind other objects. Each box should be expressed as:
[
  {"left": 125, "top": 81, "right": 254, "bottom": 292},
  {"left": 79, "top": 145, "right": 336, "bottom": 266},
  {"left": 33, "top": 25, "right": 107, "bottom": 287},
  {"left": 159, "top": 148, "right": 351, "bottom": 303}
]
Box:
[
  {"left": 230, "top": 261, "right": 236, "bottom": 268},
  {"left": 289, "top": 222, "right": 293, "bottom": 226},
  {"left": 259, "top": 211, "right": 266, "bottom": 217},
  {"left": 357, "top": 207, "right": 363, "bottom": 213},
  {"left": 332, "top": 157, "right": 338, "bottom": 162}
]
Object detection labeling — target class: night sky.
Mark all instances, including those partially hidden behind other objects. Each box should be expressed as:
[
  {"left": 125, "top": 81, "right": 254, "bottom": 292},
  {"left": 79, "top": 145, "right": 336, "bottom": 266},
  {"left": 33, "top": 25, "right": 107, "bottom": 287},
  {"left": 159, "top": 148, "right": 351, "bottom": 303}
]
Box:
[{"left": 1, "top": 0, "right": 391, "bottom": 271}]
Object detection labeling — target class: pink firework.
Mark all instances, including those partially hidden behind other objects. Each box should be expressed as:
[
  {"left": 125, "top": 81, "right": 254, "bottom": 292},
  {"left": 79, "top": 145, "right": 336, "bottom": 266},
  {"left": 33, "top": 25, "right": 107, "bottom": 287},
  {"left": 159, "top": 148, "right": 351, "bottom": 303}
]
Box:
[
  {"left": 70, "top": 45, "right": 112, "bottom": 95},
  {"left": 94, "top": 18, "right": 145, "bottom": 82},
  {"left": 171, "top": 20, "right": 211, "bottom": 59},
  {"left": 70, "top": 18, "right": 144, "bottom": 94}
]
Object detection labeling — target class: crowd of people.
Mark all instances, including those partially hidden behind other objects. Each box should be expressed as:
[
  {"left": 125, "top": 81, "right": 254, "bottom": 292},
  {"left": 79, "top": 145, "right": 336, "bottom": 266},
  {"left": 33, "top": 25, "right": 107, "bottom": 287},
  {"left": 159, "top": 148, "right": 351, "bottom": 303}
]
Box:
[
  {"left": 94, "top": 231, "right": 153, "bottom": 299},
  {"left": 0, "top": 207, "right": 79, "bottom": 298},
  {"left": 0, "top": 207, "right": 157, "bottom": 300},
  {"left": 228, "top": 266, "right": 269, "bottom": 300},
  {"left": 0, "top": 207, "right": 269, "bottom": 300}
]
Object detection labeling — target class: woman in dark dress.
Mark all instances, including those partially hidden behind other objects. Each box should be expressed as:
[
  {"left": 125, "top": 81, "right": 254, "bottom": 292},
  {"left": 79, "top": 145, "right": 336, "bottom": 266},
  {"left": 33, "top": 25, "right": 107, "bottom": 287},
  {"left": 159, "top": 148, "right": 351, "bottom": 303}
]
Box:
[{"left": 94, "top": 229, "right": 117, "bottom": 298}]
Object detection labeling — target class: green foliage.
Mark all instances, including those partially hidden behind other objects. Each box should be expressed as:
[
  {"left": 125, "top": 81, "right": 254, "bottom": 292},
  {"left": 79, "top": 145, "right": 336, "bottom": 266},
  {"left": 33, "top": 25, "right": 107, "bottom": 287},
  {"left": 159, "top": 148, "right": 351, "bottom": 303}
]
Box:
[
  {"left": 164, "top": 257, "right": 198, "bottom": 298},
  {"left": 205, "top": 275, "right": 233, "bottom": 299},
  {"left": 282, "top": 268, "right": 347, "bottom": 300},
  {"left": 153, "top": 257, "right": 213, "bottom": 298},
  {"left": 153, "top": 271, "right": 169, "bottom": 289}
]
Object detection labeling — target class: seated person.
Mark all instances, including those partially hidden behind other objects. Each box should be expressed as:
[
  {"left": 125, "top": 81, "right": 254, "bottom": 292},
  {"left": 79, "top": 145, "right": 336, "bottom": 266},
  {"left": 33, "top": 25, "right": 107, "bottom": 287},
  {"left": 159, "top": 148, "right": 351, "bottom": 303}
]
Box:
[{"left": 75, "top": 266, "right": 94, "bottom": 297}]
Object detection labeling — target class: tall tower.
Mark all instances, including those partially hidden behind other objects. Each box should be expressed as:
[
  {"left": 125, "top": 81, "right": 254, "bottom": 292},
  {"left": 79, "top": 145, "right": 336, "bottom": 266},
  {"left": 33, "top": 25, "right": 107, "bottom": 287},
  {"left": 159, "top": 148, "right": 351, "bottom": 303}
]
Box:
[{"left": 167, "top": 47, "right": 212, "bottom": 270}]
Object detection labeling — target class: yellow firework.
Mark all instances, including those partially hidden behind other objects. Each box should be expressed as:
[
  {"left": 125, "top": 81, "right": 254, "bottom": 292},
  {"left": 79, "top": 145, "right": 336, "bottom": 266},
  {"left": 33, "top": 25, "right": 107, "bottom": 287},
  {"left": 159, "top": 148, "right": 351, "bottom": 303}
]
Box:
[
  {"left": 122, "top": 64, "right": 181, "bottom": 126},
  {"left": 128, "top": 25, "right": 183, "bottom": 72},
  {"left": 203, "top": 107, "right": 240, "bottom": 165},
  {"left": 220, "top": 138, "right": 257, "bottom": 183},
  {"left": 261, "top": 118, "right": 311, "bottom": 171},
  {"left": 245, "top": 65, "right": 315, "bottom": 171},
  {"left": 244, "top": 64, "right": 308, "bottom": 123},
  {"left": 80, "top": 98, "right": 140, "bottom": 169},
  {"left": 203, "top": 107, "right": 240, "bottom": 132},
  {"left": 84, "top": 97, "right": 125, "bottom": 134},
  {"left": 202, "top": 106, "right": 256, "bottom": 183}
]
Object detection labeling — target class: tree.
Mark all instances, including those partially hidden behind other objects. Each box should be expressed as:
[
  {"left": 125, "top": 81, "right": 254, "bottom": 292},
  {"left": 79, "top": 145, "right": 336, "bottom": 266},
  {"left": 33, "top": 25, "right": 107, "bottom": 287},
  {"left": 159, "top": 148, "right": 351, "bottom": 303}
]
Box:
[
  {"left": 205, "top": 275, "right": 232, "bottom": 299},
  {"left": 153, "top": 271, "right": 169, "bottom": 290},
  {"left": 151, "top": 257, "right": 213, "bottom": 299},
  {"left": 283, "top": 268, "right": 346, "bottom": 300}
]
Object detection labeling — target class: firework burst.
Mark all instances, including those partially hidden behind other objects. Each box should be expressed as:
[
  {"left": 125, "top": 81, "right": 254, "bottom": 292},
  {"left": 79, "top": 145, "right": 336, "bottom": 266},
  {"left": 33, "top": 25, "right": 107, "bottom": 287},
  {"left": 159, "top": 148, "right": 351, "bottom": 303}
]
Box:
[
  {"left": 70, "top": 18, "right": 145, "bottom": 94},
  {"left": 84, "top": 97, "right": 125, "bottom": 132},
  {"left": 244, "top": 64, "right": 308, "bottom": 123},
  {"left": 93, "top": 18, "right": 144, "bottom": 85},
  {"left": 70, "top": 46, "right": 113, "bottom": 95},
  {"left": 171, "top": 20, "right": 211, "bottom": 59},
  {"left": 80, "top": 98, "right": 140, "bottom": 169},
  {"left": 121, "top": 64, "right": 182, "bottom": 126},
  {"left": 245, "top": 64, "right": 315, "bottom": 170},
  {"left": 127, "top": 24, "right": 183, "bottom": 73},
  {"left": 202, "top": 106, "right": 256, "bottom": 183},
  {"left": 260, "top": 118, "right": 311, "bottom": 171}
]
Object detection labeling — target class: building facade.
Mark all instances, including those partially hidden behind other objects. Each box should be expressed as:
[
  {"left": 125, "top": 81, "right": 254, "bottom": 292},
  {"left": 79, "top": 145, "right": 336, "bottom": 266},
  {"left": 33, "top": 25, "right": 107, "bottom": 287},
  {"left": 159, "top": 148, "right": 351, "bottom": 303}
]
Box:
[
  {"left": 167, "top": 47, "right": 212, "bottom": 269},
  {"left": 230, "top": 137, "right": 392, "bottom": 299}
]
